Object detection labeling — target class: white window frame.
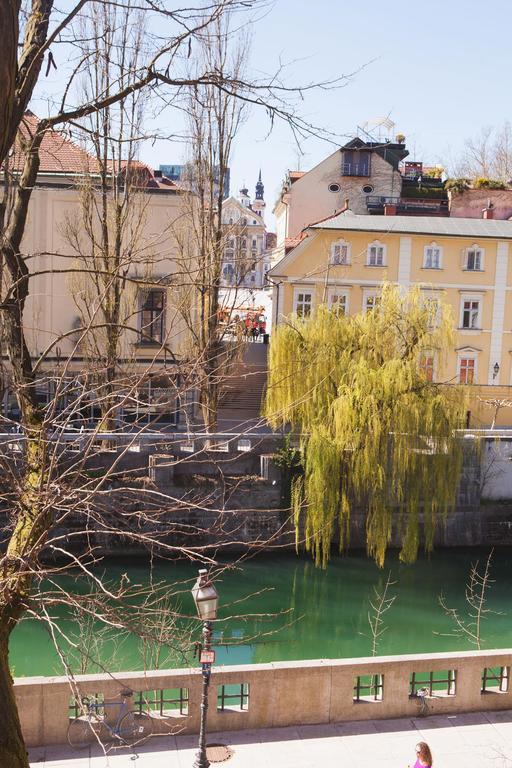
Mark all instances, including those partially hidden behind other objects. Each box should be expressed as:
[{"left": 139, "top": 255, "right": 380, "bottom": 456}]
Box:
[
  {"left": 459, "top": 293, "right": 482, "bottom": 330},
  {"left": 330, "top": 239, "right": 351, "bottom": 266},
  {"left": 463, "top": 244, "right": 484, "bottom": 271},
  {"left": 367, "top": 240, "right": 386, "bottom": 267},
  {"left": 363, "top": 288, "right": 380, "bottom": 312},
  {"left": 293, "top": 287, "right": 314, "bottom": 318},
  {"left": 421, "top": 291, "right": 442, "bottom": 327},
  {"left": 423, "top": 241, "right": 443, "bottom": 269},
  {"left": 327, "top": 287, "right": 349, "bottom": 315},
  {"left": 457, "top": 353, "right": 478, "bottom": 384}
]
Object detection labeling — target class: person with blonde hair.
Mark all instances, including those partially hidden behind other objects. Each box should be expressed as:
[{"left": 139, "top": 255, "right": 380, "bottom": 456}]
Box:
[{"left": 411, "top": 741, "right": 433, "bottom": 767}]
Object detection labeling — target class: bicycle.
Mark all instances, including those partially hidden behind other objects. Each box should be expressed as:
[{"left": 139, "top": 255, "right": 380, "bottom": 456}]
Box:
[{"left": 67, "top": 690, "right": 153, "bottom": 750}]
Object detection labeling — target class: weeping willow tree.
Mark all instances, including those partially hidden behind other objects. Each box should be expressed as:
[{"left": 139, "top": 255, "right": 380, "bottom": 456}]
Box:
[{"left": 264, "top": 284, "right": 469, "bottom": 568}]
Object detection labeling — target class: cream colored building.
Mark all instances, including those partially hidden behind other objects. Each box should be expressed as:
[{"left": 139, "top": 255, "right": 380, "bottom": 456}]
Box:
[
  {"left": 269, "top": 212, "right": 512, "bottom": 427},
  {"left": 8, "top": 115, "right": 195, "bottom": 425}
]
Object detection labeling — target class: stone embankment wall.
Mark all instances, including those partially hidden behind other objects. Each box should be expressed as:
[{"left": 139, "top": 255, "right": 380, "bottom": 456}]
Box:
[
  {"left": 2, "top": 431, "right": 512, "bottom": 551},
  {"left": 15, "top": 649, "right": 512, "bottom": 747}
]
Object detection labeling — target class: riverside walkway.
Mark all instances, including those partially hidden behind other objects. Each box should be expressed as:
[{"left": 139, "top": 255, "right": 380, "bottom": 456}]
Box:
[{"left": 28, "top": 709, "right": 512, "bottom": 767}]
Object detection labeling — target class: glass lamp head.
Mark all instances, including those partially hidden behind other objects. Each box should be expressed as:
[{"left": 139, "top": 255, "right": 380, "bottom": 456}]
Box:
[{"left": 192, "top": 569, "right": 219, "bottom": 621}]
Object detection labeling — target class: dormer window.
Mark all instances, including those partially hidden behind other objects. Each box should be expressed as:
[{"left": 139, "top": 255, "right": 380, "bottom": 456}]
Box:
[
  {"left": 464, "top": 245, "right": 484, "bottom": 271},
  {"left": 331, "top": 240, "right": 351, "bottom": 266},
  {"left": 367, "top": 241, "right": 386, "bottom": 267}
]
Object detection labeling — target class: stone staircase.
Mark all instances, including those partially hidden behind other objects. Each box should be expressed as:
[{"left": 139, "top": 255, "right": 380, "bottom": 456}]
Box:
[{"left": 217, "top": 342, "right": 269, "bottom": 431}]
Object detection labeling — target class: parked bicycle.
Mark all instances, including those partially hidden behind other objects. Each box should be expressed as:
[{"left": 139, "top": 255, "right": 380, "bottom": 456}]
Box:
[{"left": 67, "top": 690, "right": 153, "bottom": 750}]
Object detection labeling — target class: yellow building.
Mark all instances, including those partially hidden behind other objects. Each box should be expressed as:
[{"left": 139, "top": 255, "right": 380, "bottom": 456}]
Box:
[{"left": 268, "top": 212, "right": 512, "bottom": 427}]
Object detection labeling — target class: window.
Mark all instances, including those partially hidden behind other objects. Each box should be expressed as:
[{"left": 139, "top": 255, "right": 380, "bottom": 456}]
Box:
[
  {"left": 419, "top": 354, "right": 435, "bottom": 382},
  {"left": 422, "top": 295, "right": 441, "bottom": 327},
  {"left": 140, "top": 289, "right": 165, "bottom": 344},
  {"left": 461, "top": 297, "right": 481, "bottom": 329},
  {"left": 328, "top": 290, "right": 348, "bottom": 315},
  {"left": 424, "top": 243, "right": 442, "bottom": 269},
  {"left": 364, "top": 291, "right": 380, "bottom": 312},
  {"left": 464, "top": 245, "right": 484, "bottom": 271},
  {"left": 362, "top": 184, "right": 374, "bottom": 194},
  {"left": 328, "top": 183, "right": 341, "bottom": 193},
  {"left": 367, "top": 241, "right": 386, "bottom": 266},
  {"left": 459, "top": 357, "right": 476, "bottom": 384},
  {"left": 293, "top": 288, "right": 313, "bottom": 318},
  {"left": 331, "top": 240, "right": 350, "bottom": 265}
]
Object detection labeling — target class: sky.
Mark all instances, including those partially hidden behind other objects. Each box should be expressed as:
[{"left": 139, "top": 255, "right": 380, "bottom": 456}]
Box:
[{"left": 139, "top": 0, "right": 512, "bottom": 228}]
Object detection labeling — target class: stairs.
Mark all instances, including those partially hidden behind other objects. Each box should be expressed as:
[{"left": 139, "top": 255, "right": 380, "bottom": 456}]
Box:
[{"left": 217, "top": 343, "right": 269, "bottom": 431}]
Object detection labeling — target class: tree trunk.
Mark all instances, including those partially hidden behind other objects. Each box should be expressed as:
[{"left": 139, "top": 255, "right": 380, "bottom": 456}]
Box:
[{"left": 0, "top": 625, "right": 30, "bottom": 768}]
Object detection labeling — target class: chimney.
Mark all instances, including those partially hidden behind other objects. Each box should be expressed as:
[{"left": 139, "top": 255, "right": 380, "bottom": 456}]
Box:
[
  {"left": 154, "top": 169, "right": 162, "bottom": 178},
  {"left": 384, "top": 202, "right": 397, "bottom": 216},
  {"left": 482, "top": 200, "right": 494, "bottom": 219}
]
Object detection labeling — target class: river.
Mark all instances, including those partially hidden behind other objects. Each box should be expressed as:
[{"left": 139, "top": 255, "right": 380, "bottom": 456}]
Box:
[{"left": 9, "top": 547, "right": 512, "bottom": 677}]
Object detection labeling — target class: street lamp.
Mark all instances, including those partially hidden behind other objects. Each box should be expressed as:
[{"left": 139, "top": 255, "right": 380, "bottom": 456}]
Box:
[
  {"left": 493, "top": 362, "right": 500, "bottom": 381},
  {"left": 192, "top": 569, "right": 219, "bottom": 768}
]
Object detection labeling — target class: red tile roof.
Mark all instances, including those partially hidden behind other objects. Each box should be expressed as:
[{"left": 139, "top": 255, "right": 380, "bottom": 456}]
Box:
[
  {"left": 12, "top": 112, "right": 178, "bottom": 189},
  {"left": 12, "top": 112, "right": 100, "bottom": 174},
  {"left": 288, "top": 171, "right": 306, "bottom": 183},
  {"left": 285, "top": 233, "right": 307, "bottom": 250}
]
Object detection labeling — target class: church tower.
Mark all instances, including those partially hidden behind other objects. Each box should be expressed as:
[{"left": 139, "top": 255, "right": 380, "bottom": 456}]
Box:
[{"left": 252, "top": 170, "right": 266, "bottom": 218}]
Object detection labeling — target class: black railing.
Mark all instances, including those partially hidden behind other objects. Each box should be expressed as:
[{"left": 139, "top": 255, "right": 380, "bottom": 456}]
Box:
[
  {"left": 410, "top": 669, "right": 456, "bottom": 697},
  {"left": 482, "top": 666, "right": 509, "bottom": 693},
  {"left": 353, "top": 674, "right": 383, "bottom": 702},
  {"left": 135, "top": 688, "right": 189, "bottom": 716},
  {"left": 366, "top": 196, "right": 449, "bottom": 214},
  {"left": 217, "top": 683, "right": 249, "bottom": 711}
]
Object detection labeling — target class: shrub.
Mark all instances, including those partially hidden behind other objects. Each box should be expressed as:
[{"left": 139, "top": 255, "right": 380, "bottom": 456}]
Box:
[{"left": 473, "top": 177, "right": 508, "bottom": 190}]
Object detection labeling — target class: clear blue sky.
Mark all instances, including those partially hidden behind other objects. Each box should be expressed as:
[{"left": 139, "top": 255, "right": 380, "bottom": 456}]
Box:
[{"left": 141, "top": 0, "right": 512, "bottom": 228}]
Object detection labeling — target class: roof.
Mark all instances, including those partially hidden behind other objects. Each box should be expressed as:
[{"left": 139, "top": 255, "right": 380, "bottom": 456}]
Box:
[
  {"left": 13, "top": 112, "right": 100, "bottom": 174},
  {"left": 285, "top": 233, "right": 307, "bottom": 250},
  {"left": 310, "top": 212, "right": 512, "bottom": 239},
  {"left": 12, "top": 112, "right": 178, "bottom": 190},
  {"left": 289, "top": 171, "right": 306, "bottom": 182}
]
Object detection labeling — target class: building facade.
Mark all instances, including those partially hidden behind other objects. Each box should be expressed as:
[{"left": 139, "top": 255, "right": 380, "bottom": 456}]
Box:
[
  {"left": 273, "top": 137, "right": 408, "bottom": 257},
  {"left": 269, "top": 212, "right": 512, "bottom": 427}
]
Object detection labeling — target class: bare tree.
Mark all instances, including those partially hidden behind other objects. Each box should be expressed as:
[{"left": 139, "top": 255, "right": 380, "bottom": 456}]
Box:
[
  {"left": 367, "top": 571, "right": 397, "bottom": 658},
  {"left": 175, "top": 13, "right": 250, "bottom": 431},
  {"left": 447, "top": 122, "right": 512, "bottom": 181},
  {"left": 0, "top": 3, "right": 355, "bottom": 764},
  {"left": 437, "top": 550, "right": 501, "bottom": 650}
]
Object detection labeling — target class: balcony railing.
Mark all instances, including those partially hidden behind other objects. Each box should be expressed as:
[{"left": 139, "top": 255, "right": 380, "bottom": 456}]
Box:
[
  {"left": 342, "top": 162, "right": 370, "bottom": 177},
  {"left": 366, "top": 195, "right": 449, "bottom": 215}
]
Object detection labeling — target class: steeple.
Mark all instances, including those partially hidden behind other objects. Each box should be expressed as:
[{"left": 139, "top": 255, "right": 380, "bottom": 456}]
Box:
[{"left": 255, "top": 170, "right": 264, "bottom": 200}]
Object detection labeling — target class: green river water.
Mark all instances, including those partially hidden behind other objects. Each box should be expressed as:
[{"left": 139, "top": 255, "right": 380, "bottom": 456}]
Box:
[{"left": 9, "top": 548, "right": 512, "bottom": 677}]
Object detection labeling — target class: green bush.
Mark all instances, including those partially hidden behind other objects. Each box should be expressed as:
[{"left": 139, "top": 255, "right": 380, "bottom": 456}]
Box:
[
  {"left": 401, "top": 186, "right": 447, "bottom": 200},
  {"left": 473, "top": 177, "right": 508, "bottom": 190},
  {"left": 444, "top": 178, "right": 471, "bottom": 193}
]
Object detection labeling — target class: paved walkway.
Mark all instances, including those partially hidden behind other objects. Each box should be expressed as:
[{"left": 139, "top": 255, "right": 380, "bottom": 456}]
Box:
[{"left": 29, "top": 710, "right": 512, "bottom": 767}]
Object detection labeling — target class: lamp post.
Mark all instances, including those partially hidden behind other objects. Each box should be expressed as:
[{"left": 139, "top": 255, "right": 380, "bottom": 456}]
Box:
[
  {"left": 192, "top": 569, "right": 219, "bottom": 768},
  {"left": 493, "top": 362, "right": 500, "bottom": 381}
]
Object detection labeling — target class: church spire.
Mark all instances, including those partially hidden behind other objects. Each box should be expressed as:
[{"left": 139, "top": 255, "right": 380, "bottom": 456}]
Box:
[{"left": 255, "top": 170, "right": 264, "bottom": 201}]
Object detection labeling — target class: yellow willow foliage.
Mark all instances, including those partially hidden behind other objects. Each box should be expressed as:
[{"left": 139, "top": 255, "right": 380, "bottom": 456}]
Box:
[{"left": 264, "top": 283, "right": 469, "bottom": 568}]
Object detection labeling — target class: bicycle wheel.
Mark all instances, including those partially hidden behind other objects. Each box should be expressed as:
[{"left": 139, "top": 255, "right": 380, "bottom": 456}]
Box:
[
  {"left": 67, "top": 715, "right": 102, "bottom": 749},
  {"left": 117, "top": 712, "right": 153, "bottom": 746}
]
